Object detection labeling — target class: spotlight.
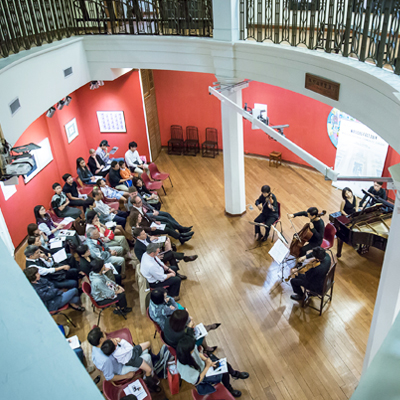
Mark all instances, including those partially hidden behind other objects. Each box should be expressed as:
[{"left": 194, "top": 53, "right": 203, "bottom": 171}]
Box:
[
  {"left": 57, "top": 100, "right": 65, "bottom": 110},
  {"left": 64, "top": 96, "right": 72, "bottom": 106},
  {"left": 98, "top": 80, "right": 104, "bottom": 86},
  {"left": 90, "top": 80, "right": 104, "bottom": 90},
  {"left": 46, "top": 107, "right": 56, "bottom": 118}
]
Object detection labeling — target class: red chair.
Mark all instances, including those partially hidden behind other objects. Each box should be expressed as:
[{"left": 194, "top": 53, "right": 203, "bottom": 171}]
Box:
[
  {"left": 271, "top": 201, "right": 283, "bottom": 242},
  {"left": 148, "top": 163, "right": 173, "bottom": 188},
  {"left": 50, "top": 304, "right": 76, "bottom": 327},
  {"left": 322, "top": 223, "right": 336, "bottom": 250},
  {"left": 75, "top": 176, "right": 94, "bottom": 195},
  {"left": 103, "top": 378, "right": 151, "bottom": 400},
  {"left": 146, "top": 307, "right": 162, "bottom": 339},
  {"left": 184, "top": 126, "right": 200, "bottom": 156},
  {"left": 82, "top": 281, "right": 126, "bottom": 326},
  {"left": 191, "top": 383, "right": 236, "bottom": 400},
  {"left": 168, "top": 125, "right": 184, "bottom": 155},
  {"left": 141, "top": 172, "right": 166, "bottom": 196},
  {"left": 106, "top": 327, "right": 135, "bottom": 345},
  {"left": 160, "top": 331, "right": 177, "bottom": 361}
]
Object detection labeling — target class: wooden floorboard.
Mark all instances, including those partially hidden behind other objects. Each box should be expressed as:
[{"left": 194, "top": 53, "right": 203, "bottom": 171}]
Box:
[{"left": 15, "top": 150, "right": 385, "bottom": 399}]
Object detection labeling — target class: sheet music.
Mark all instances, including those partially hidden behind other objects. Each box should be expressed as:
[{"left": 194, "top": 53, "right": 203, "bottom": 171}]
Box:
[{"left": 269, "top": 239, "right": 289, "bottom": 264}]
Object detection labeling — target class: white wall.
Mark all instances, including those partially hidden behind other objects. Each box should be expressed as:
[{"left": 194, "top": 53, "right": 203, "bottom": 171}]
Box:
[{"left": 1, "top": 35, "right": 400, "bottom": 154}]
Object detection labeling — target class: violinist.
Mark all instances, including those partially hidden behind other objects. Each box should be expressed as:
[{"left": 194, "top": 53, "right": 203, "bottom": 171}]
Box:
[
  {"left": 287, "top": 207, "right": 325, "bottom": 257},
  {"left": 254, "top": 185, "right": 278, "bottom": 242},
  {"left": 290, "top": 246, "right": 331, "bottom": 301}
]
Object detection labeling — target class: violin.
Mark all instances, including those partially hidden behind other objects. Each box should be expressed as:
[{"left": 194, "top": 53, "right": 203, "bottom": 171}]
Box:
[
  {"left": 263, "top": 191, "right": 276, "bottom": 213},
  {"left": 288, "top": 210, "right": 326, "bottom": 257},
  {"left": 284, "top": 259, "right": 321, "bottom": 282}
]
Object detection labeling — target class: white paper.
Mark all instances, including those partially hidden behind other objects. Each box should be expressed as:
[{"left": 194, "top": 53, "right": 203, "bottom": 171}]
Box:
[
  {"left": 53, "top": 248, "right": 67, "bottom": 263},
  {"left": 123, "top": 380, "right": 147, "bottom": 400},
  {"left": 268, "top": 239, "right": 289, "bottom": 264},
  {"left": 194, "top": 323, "right": 208, "bottom": 340},
  {"left": 206, "top": 358, "right": 228, "bottom": 377},
  {"left": 105, "top": 221, "right": 117, "bottom": 229},
  {"left": 67, "top": 335, "right": 80, "bottom": 350},
  {"left": 58, "top": 230, "right": 75, "bottom": 237},
  {"left": 104, "top": 262, "right": 118, "bottom": 275},
  {"left": 94, "top": 176, "right": 104, "bottom": 180},
  {"left": 50, "top": 240, "right": 63, "bottom": 249},
  {"left": 150, "top": 222, "right": 166, "bottom": 230},
  {"left": 60, "top": 217, "right": 75, "bottom": 225},
  {"left": 0, "top": 181, "right": 16, "bottom": 201},
  {"left": 110, "top": 146, "right": 119, "bottom": 155},
  {"left": 153, "top": 236, "right": 167, "bottom": 244},
  {"left": 103, "top": 165, "right": 111, "bottom": 171}
]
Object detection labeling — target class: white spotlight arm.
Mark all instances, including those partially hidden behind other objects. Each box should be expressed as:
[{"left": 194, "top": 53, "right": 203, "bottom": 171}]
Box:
[{"left": 209, "top": 86, "right": 338, "bottom": 181}]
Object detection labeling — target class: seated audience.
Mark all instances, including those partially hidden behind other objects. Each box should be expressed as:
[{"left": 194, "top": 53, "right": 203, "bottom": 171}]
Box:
[
  {"left": 24, "top": 267, "right": 84, "bottom": 312},
  {"left": 28, "top": 223, "right": 47, "bottom": 246},
  {"left": 76, "top": 244, "right": 121, "bottom": 284},
  {"left": 51, "top": 182, "right": 81, "bottom": 219},
  {"left": 77, "top": 157, "right": 97, "bottom": 185},
  {"left": 25, "top": 245, "right": 79, "bottom": 289},
  {"left": 140, "top": 243, "right": 182, "bottom": 300},
  {"left": 100, "top": 339, "right": 160, "bottom": 392},
  {"left": 96, "top": 140, "right": 124, "bottom": 165},
  {"left": 34, "top": 205, "right": 65, "bottom": 240},
  {"left": 86, "top": 227, "right": 126, "bottom": 277},
  {"left": 132, "top": 226, "right": 197, "bottom": 265},
  {"left": 96, "top": 178, "right": 129, "bottom": 202},
  {"left": 176, "top": 334, "right": 248, "bottom": 398},
  {"left": 119, "top": 160, "right": 133, "bottom": 186},
  {"left": 340, "top": 187, "right": 359, "bottom": 215},
  {"left": 88, "top": 326, "right": 146, "bottom": 383},
  {"left": 359, "top": 181, "right": 387, "bottom": 208},
  {"left": 149, "top": 288, "right": 182, "bottom": 330},
  {"left": 132, "top": 176, "right": 161, "bottom": 210},
  {"left": 62, "top": 173, "right": 93, "bottom": 211},
  {"left": 125, "top": 141, "right": 149, "bottom": 176},
  {"left": 109, "top": 161, "right": 130, "bottom": 192},
  {"left": 92, "top": 188, "right": 129, "bottom": 227},
  {"left": 163, "top": 309, "right": 218, "bottom": 354},
  {"left": 88, "top": 148, "right": 109, "bottom": 177},
  {"left": 89, "top": 259, "right": 132, "bottom": 315}
]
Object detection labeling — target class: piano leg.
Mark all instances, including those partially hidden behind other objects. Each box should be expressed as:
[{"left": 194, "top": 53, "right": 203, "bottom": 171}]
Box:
[{"left": 337, "top": 238, "right": 343, "bottom": 258}]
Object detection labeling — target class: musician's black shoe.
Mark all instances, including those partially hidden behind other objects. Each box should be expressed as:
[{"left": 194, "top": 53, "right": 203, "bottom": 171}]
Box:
[
  {"left": 255, "top": 233, "right": 262, "bottom": 241},
  {"left": 290, "top": 294, "right": 303, "bottom": 301}
]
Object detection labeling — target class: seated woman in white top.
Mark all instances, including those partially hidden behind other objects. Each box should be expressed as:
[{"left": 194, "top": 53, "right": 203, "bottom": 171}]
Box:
[{"left": 176, "top": 334, "right": 249, "bottom": 398}]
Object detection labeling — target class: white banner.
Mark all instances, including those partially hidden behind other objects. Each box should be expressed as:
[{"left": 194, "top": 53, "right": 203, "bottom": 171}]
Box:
[{"left": 332, "top": 119, "right": 388, "bottom": 199}]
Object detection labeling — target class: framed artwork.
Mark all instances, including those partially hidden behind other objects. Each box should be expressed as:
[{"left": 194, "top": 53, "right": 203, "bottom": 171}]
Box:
[
  {"left": 65, "top": 118, "right": 79, "bottom": 143},
  {"left": 97, "top": 111, "right": 126, "bottom": 133},
  {"left": 24, "top": 137, "right": 53, "bottom": 184}
]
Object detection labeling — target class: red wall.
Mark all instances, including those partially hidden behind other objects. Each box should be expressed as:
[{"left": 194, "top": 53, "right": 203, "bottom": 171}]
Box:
[{"left": 0, "top": 70, "right": 148, "bottom": 247}]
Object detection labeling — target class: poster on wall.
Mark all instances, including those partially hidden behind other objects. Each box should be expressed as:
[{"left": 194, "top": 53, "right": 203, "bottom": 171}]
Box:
[
  {"left": 326, "top": 108, "right": 357, "bottom": 148},
  {"left": 65, "top": 118, "right": 79, "bottom": 143},
  {"left": 97, "top": 111, "right": 126, "bottom": 132},
  {"left": 332, "top": 118, "right": 389, "bottom": 198},
  {"left": 24, "top": 137, "right": 53, "bottom": 184}
]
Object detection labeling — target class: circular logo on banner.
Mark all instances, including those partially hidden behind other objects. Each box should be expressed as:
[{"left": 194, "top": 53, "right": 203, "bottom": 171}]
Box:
[{"left": 327, "top": 108, "right": 356, "bottom": 148}]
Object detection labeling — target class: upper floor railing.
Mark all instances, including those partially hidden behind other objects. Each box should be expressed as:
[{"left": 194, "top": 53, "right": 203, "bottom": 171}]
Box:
[
  {"left": 0, "top": 0, "right": 213, "bottom": 58},
  {"left": 239, "top": 0, "right": 400, "bottom": 75}
]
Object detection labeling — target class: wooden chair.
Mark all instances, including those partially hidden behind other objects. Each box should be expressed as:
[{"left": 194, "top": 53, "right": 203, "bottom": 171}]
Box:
[
  {"left": 168, "top": 125, "right": 184, "bottom": 155},
  {"left": 50, "top": 304, "right": 76, "bottom": 327},
  {"left": 184, "top": 126, "right": 200, "bottom": 156},
  {"left": 201, "top": 127, "right": 219, "bottom": 158},
  {"left": 321, "top": 223, "right": 336, "bottom": 250},
  {"left": 303, "top": 260, "right": 337, "bottom": 316},
  {"left": 269, "top": 151, "right": 282, "bottom": 168}
]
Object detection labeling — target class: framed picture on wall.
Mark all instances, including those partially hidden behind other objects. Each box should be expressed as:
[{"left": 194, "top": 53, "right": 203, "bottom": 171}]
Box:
[
  {"left": 24, "top": 137, "right": 53, "bottom": 184},
  {"left": 65, "top": 118, "right": 79, "bottom": 143},
  {"left": 97, "top": 111, "right": 126, "bottom": 133}
]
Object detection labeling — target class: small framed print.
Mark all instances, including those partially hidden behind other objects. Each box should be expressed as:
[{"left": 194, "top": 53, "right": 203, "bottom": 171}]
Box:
[
  {"left": 65, "top": 118, "right": 79, "bottom": 143},
  {"left": 97, "top": 111, "right": 126, "bottom": 133}
]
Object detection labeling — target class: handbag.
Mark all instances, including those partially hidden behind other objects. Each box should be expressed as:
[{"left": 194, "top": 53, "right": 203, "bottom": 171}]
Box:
[
  {"left": 73, "top": 217, "right": 86, "bottom": 236},
  {"left": 167, "top": 361, "right": 180, "bottom": 395}
]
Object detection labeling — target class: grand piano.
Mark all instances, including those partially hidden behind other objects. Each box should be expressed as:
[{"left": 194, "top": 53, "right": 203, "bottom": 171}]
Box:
[{"left": 329, "top": 198, "right": 393, "bottom": 257}]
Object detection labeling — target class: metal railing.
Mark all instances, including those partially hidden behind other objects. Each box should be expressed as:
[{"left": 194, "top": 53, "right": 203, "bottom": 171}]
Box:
[
  {"left": 0, "top": 0, "right": 213, "bottom": 58},
  {"left": 239, "top": 0, "right": 400, "bottom": 74}
]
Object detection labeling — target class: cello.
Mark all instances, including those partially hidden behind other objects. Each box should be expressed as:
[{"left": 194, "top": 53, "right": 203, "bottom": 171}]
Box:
[{"left": 288, "top": 210, "right": 326, "bottom": 257}]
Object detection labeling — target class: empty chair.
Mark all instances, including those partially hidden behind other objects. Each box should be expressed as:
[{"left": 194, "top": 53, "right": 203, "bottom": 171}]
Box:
[
  {"left": 201, "top": 127, "right": 219, "bottom": 158},
  {"left": 184, "top": 126, "right": 200, "bottom": 156},
  {"left": 168, "top": 125, "right": 184, "bottom": 155},
  {"left": 191, "top": 383, "right": 236, "bottom": 400},
  {"left": 141, "top": 171, "right": 166, "bottom": 195},
  {"left": 149, "top": 162, "right": 173, "bottom": 188},
  {"left": 321, "top": 223, "right": 336, "bottom": 250}
]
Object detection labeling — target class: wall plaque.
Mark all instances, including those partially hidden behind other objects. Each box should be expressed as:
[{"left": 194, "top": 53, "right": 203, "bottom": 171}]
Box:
[{"left": 305, "top": 73, "right": 340, "bottom": 101}]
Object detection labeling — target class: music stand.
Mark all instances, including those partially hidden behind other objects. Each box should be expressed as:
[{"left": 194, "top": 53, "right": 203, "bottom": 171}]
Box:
[{"left": 268, "top": 236, "right": 290, "bottom": 282}]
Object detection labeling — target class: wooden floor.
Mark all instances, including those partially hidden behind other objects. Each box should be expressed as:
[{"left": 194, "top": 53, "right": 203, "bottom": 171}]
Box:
[{"left": 26, "top": 150, "right": 384, "bottom": 399}]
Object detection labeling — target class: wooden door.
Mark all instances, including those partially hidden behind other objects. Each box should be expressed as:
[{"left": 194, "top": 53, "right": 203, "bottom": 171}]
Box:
[{"left": 140, "top": 69, "right": 161, "bottom": 161}]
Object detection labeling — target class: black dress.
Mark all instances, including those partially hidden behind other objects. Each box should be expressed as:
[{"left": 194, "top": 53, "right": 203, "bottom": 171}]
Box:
[{"left": 343, "top": 197, "right": 356, "bottom": 215}]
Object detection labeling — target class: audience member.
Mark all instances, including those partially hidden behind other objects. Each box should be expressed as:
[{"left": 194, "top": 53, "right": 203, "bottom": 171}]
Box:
[
  {"left": 176, "top": 334, "right": 248, "bottom": 398},
  {"left": 77, "top": 157, "right": 97, "bottom": 185},
  {"left": 96, "top": 140, "right": 124, "bottom": 165},
  {"left": 109, "top": 161, "right": 130, "bottom": 192},
  {"left": 148, "top": 288, "right": 183, "bottom": 330},
  {"left": 119, "top": 160, "right": 133, "bottom": 186},
  {"left": 24, "top": 267, "right": 84, "bottom": 312},
  {"left": 62, "top": 173, "right": 93, "bottom": 210},
  {"left": 33, "top": 205, "right": 65, "bottom": 240},
  {"left": 140, "top": 243, "right": 182, "bottom": 300},
  {"left": 96, "top": 178, "right": 129, "bottom": 202},
  {"left": 132, "top": 176, "right": 161, "bottom": 210},
  {"left": 92, "top": 188, "right": 129, "bottom": 227},
  {"left": 51, "top": 182, "right": 81, "bottom": 218},
  {"left": 125, "top": 141, "right": 149, "bottom": 176},
  {"left": 89, "top": 259, "right": 132, "bottom": 315},
  {"left": 88, "top": 148, "right": 109, "bottom": 177}
]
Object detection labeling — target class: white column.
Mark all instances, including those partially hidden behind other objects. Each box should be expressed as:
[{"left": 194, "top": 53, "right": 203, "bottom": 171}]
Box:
[
  {"left": 363, "top": 184, "right": 400, "bottom": 370},
  {"left": 221, "top": 88, "right": 246, "bottom": 215},
  {"left": 212, "top": 0, "right": 240, "bottom": 42}
]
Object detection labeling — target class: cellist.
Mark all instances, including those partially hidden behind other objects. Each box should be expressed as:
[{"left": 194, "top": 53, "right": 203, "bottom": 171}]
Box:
[
  {"left": 289, "top": 246, "right": 331, "bottom": 301},
  {"left": 287, "top": 207, "right": 325, "bottom": 257}
]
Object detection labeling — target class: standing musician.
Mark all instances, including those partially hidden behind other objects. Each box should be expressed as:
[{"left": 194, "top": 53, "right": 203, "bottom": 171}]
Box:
[
  {"left": 287, "top": 207, "right": 325, "bottom": 257},
  {"left": 289, "top": 246, "right": 331, "bottom": 301},
  {"left": 254, "top": 185, "right": 279, "bottom": 242}
]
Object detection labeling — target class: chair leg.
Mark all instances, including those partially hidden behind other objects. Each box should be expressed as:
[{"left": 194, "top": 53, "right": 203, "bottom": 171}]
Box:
[
  {"left": 168, "top": 176, "right": 173, "bottom": 187},
  {"left": 60, "top": 312, "right": 77, "bottom": 328},
  {"left": 319, "top": 295, "right": 324, "bottom": 316},
  {"left": 162, "top": 185, "right": 166, "bottom": 195},
  {"left": 115, "top": 306, "right": 127, "bottom": 320},
  {"left": 97, "top": 310, "right": 102, "bottom": 326},
  {"left": 154, "top": 330, "right": 157, "bottom": 339}
]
